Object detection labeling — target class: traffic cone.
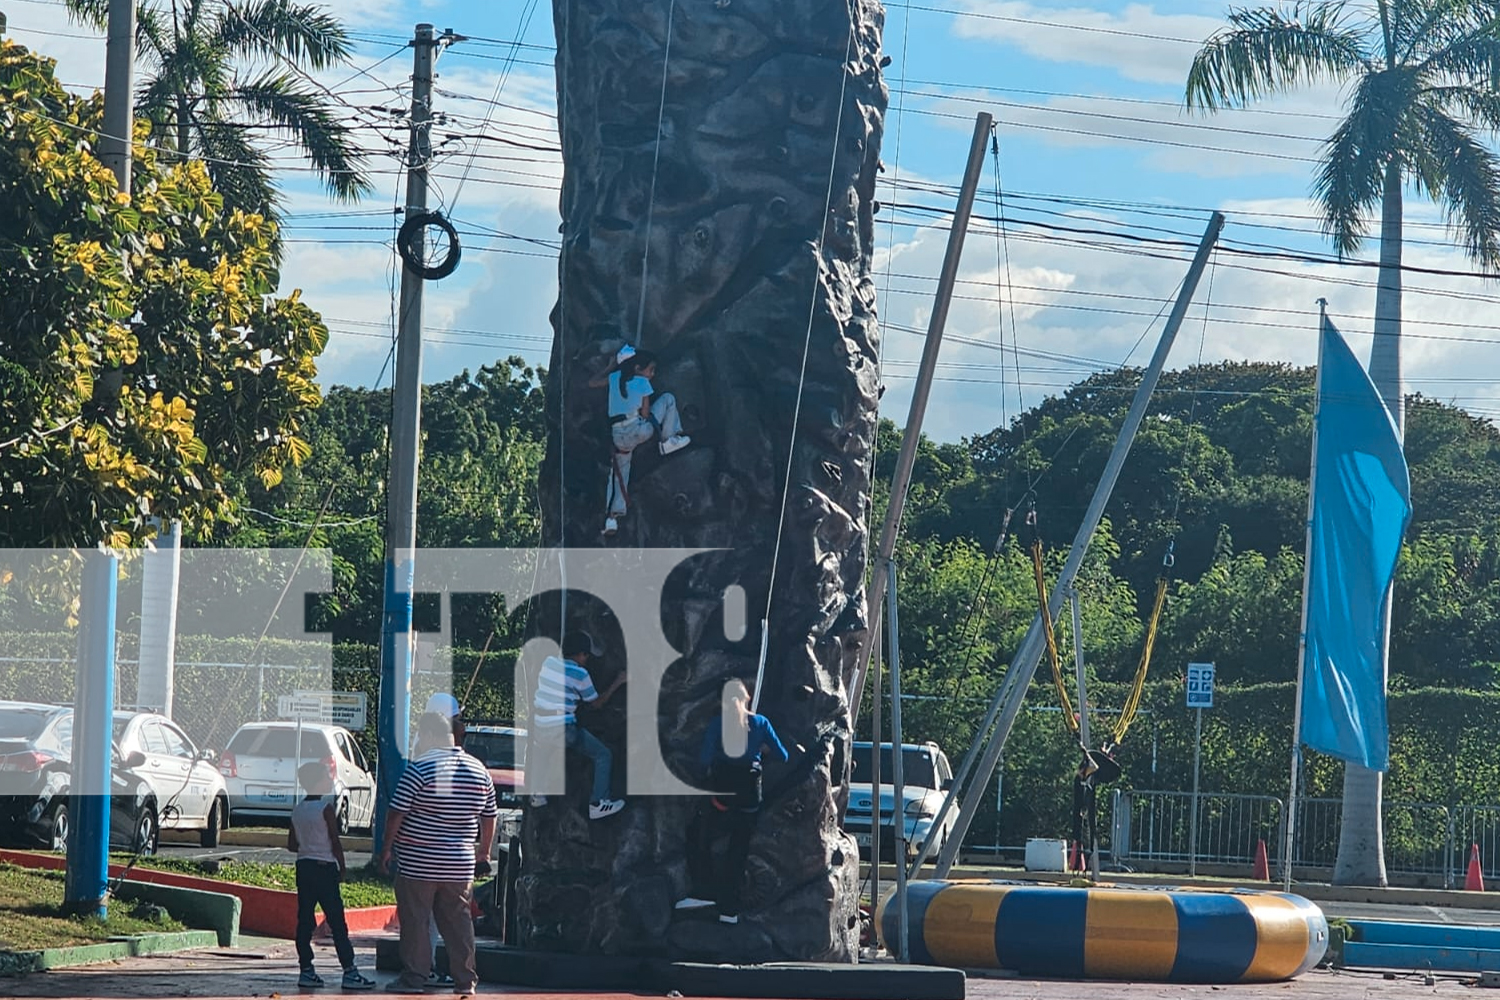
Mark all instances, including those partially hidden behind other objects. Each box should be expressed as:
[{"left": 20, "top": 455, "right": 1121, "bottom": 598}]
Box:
[
  {"left": 1252, "top": 839, "right": 1270, "bottom": 882},
  {"left": 1467, "top": 843, "right": 1485, "bottom": 892}
]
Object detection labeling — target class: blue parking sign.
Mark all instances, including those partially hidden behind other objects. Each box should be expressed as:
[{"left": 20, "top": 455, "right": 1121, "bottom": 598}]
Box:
[{"left": 1186, "top": 663, "right": 1215, "bottom": 709}]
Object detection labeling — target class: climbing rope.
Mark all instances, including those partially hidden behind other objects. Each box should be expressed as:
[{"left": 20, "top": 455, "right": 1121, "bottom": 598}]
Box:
[
  {"left": 755, "top": 24, "right": 857, "bottom": 713},
  {"left": 633, "top": 0, "right": 677, "bottom": 344}
]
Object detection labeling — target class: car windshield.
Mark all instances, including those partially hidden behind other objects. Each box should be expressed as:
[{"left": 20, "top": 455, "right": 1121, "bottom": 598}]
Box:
[
  {"left": 227, "top": 728, "right": 327, "bottom": 758},
  {"left": 464, "top": 731, "right": 524, "bottom": 769},
  {"left": 850, "top": 745, "right": 937, "bottom": 790},
  {"left": 0, "top": 708, "right": 51, "bottom": 741}
]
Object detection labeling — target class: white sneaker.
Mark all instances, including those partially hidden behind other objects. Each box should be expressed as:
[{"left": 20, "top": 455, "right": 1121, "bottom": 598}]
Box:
[
  {"left": 674, "top": 897, "right": 715, "bottom": 910},
  {"left": 589, "top": 798, "right": 625, "bottom": 820},
  {"left": 659, "top": 434, "right": 690, "bottom": 456},
  {"left": 719, "top": 913, "right": 739, "bottom": 925},
  {"left": 602, "top": 516, "right": 619, "bottom": 536},
  {"left": 529, "top": 795, "right": 547, "bottom": 807}
]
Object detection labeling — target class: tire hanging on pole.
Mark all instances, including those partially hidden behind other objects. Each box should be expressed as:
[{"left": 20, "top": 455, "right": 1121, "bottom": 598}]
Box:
[{"left": 397, "top": 210, "right": 461, "bottom": 281}]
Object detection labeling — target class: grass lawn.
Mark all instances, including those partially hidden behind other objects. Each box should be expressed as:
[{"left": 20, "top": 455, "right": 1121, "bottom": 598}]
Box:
[
  {"left": 0, "top": 864, "right": 185, "bottom": 952},
  {"left": 129, "top": 857, "right": 397, "bottom": 907}
]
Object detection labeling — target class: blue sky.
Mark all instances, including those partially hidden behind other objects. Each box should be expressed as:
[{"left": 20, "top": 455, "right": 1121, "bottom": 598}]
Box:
[{"left": 9, "top": 0, "right": 1500, "bottom": 442}]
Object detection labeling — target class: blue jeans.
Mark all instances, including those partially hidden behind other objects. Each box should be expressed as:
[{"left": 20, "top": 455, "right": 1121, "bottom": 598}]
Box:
[{"left": 564, "top": 724, "right": 614, "bottom": 803}]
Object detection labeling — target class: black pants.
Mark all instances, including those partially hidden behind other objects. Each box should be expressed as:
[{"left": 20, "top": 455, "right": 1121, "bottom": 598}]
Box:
[
  {"left": 296, "top": 859, "right": 354, "bottom": 970},
  {"left": 686, "top": 764, "right": 762, "bottom": 917}
]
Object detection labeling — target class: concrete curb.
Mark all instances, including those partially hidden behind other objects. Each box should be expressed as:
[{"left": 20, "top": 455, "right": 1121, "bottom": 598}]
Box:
[
  {"left": 160, "top": 829, "right": 377, "bottom": 852},
  {"left": 0, "top": 930, "right": 218, "bottom": 975},
  {"left": 112, "top": 880, "right": 241, "bottom": 947},
  {"left": 0, "top": 849, "right": 392, "bottom": 939}
]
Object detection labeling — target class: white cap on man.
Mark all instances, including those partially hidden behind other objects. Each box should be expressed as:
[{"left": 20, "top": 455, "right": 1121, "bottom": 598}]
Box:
[
  {"left": 616, "top": 344, "right": 637, "bottom": 365},
  {"left": 425, "top": 692, "right": 461, "bottom": 719}
]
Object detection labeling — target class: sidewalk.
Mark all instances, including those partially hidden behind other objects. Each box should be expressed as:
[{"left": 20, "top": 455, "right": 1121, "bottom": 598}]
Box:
[{"left": 2, "top": 933, "right": 595, "bottom": 998}]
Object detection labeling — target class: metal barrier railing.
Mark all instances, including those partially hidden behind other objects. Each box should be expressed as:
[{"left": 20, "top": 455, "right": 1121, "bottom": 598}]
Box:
[
  {"left": 1112, "top": 790, "right": 1282, "bottom": 866},
  {"left": 1114, "top": 791, "right": 1457, "bottom": 885}
]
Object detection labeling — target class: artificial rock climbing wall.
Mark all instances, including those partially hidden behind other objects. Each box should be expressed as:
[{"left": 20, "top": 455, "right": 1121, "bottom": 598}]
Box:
[{"left": 522, "top": 0, "right": 887, "bottom": 963}]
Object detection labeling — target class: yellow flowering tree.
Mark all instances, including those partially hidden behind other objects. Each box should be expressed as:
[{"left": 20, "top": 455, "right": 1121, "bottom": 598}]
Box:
[{"left": 0, "top": 40, "right": 326, "bottom": 547}]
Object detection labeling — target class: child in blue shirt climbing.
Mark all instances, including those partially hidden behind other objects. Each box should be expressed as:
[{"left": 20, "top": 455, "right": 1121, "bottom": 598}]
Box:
[{"left": 679, "top": 680, "right": 789, "bottom": 923}]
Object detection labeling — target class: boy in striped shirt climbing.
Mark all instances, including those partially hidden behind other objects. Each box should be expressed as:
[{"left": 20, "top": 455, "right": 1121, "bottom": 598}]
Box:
[{"left": 529, "top": 629, "right": 626, "bottom": 819}]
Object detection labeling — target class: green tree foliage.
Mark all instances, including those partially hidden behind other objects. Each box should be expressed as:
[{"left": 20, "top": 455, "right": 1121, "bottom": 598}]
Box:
[
  {"left": 222, "top": 359, "right": 546, "bottom": 645},
  {"left": 0, "top": 41, "right": 326, "bottom": 548}
]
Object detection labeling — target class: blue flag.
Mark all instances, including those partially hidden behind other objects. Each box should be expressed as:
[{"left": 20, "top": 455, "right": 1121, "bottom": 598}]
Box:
[{"left": 1298, "top": 316, "right": 1411, "bottom": 771}]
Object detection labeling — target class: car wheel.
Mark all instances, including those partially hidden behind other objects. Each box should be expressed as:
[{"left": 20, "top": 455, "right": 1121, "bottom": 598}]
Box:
[
  {"left": 135, "top": 804, "right": 159, "bottom": 856},
  {"left": 199, "top": 798, "right": 224, "bottom": 848},
  {"left": 47, "top": 802, "right": 69, "bottom": 852},
  {"left": 336, "top": 797, "right": 350, "bottom": 835}
]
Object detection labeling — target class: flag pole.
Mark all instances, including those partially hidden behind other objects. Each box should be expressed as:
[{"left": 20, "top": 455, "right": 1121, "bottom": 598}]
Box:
[{"left": 1284, "top": 299, "right": 1329, "bottom": 891}]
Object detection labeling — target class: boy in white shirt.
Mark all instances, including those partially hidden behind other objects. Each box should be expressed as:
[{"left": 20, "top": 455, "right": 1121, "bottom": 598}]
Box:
[{"left": 288, "top": 761, "right": 375, "bottom": 990}]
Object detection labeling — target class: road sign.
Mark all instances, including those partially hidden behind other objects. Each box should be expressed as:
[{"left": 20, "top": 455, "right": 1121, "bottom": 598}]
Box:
[
  {"left": 277, "top": 691, "right": 367, "bottom": 730},
  {"left": 1186, "top": 663, "right": 1215, "bottom": 709}
]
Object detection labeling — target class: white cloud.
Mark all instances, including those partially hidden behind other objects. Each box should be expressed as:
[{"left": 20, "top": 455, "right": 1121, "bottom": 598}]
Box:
[
  {"left": 871, "top": 192, "right": 1500, "bottom": 440},
  {"left": 949, "top": 0, "right": 1223, "bottom": 85}
]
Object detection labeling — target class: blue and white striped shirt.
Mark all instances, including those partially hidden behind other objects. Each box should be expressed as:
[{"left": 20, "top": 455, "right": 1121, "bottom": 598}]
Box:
[
  {"left": 533, "top": 655, "right": 598, "bottom": 727},
  {"left": 389, "top": 746, "right": 497, "bottom": 882}
]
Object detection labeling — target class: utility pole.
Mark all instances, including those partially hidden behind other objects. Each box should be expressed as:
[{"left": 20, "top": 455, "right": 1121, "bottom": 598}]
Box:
[
  {"left": 100, "top": 0, "right": 135, "bottom": 188},
  {"left": 65, "top": 0, "right": 134, "bottom": 917},
  {"left": 925, "top": 212, "right": 1226, "bottom": 877},
  {"left": 848, "top": 112, "right": 992, "bottom": 716},
  {"left": 375, "top": 23, "right": 445, "bottom": 853}
]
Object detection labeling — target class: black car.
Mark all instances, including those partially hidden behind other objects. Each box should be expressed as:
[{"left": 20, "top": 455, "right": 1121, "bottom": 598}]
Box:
[{"left": 0, "top": 701, "right": 161, "bottom": 853}]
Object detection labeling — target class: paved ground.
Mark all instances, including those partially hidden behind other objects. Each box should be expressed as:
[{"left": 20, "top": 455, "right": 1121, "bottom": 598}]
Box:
[
  {"left": 2, "top": 938, "right": 1477, "bottom": 1000},
  {"left": 156, "top": 842, "right": 375, "bottom": 869}
]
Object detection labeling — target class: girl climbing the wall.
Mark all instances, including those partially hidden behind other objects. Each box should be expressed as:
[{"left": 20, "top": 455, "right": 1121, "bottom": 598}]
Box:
[{"left": 595, "top": 346, "right": 690, "bottom": 536}]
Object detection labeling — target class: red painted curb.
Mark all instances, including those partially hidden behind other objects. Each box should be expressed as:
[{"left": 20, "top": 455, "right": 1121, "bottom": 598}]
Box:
[{"left": 0, "top": 849, "right": 397, "bottom": 939}]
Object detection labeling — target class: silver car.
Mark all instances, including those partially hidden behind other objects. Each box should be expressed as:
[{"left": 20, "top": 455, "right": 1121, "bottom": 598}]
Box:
[
  {"left": 220, "top": 722, "right": 375, "bottom": 833},
  {"left": 111, "top": 710, "right": 230, "bottom": 847}
]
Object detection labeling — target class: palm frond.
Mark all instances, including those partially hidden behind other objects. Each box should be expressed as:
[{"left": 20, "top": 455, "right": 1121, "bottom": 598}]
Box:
[
  {"left": 1186, "top": 2, "right": 1371, "bottom": 110},
  {"left": 229, "top": 72, "right": 371, "bottom": 201},
  {"left": 1391, "top": 0, "right": 1480, "bottom": 64},
  {"left": 1313, "top": 68, "right": 1406, "bottom": 255},
  {"left": 1418, "top": 29, "right": 1500, "bottom": 87},
  {"left": 195, "top": 116, "right": 279, "bottom": 221},
  {"left": 1427, "top": 83, "right": 1500, "bottom": 130},
  {"left": 1413, "top": 97, "right": 1500, "bottom": 269},
  {"left": 215, "top": 0, "right": 353, "bottom": 70},
  {"left": 61, "top": 0, "right": 108, "bottom": 30}
]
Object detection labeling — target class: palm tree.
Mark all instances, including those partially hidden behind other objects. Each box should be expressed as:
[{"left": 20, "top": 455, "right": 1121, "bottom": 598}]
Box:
[
  {"left": 66, "top": 0, "right": 371, "bottom": 220},
  {"left": 1187, "top": 1, "right": 1500, "bottom": 886}
]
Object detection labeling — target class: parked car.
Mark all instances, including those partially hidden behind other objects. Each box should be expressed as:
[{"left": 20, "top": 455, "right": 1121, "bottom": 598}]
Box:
[
  {"left": 112, "top": 710, "right": 230, "bottom": 847},
  {"left": 461, "top": 723, "right": 526, "bottom": 807},
  {"left": 844, "top": 740, "right": 956, "bottom": 861},
  {"left": 0, "top": 701, "right": 163, "bottom": 854},
  {"left": 219, "top": 722, "right": 375, "bottom": 833}
]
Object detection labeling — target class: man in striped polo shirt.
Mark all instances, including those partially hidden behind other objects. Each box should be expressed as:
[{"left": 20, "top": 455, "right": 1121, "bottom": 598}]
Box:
[
  {"left": 379, "top": 712, "right": 498, "bottom": 995},
  {"left": 529, "top": 629, "right": 625, "bottom": 820}
]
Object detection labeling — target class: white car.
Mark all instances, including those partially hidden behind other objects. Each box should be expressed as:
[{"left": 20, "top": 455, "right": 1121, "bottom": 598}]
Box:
[
  {"left": 844, "top": 740, "right": 956, "bottom": 862},
  {"left": 220, "top": 722, "right": 375, "bottom": 833},
  {"left": 111, "top": 711, "right": 230, "bottom": 848}
]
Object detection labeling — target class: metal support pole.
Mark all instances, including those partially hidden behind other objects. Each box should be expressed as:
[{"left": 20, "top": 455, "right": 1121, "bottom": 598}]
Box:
[
  {"left": 886, "top": 562, "right": 908, "bottom": 963},
  {"left": 137, "top": 519, "right": 181, "bottom": 718},
  {"left": 1189, "top": 707, "right": 1203, "bottom": 878},
  {"left": 1284, "top": 300, "right": 1329, "bottom": 890},
  {"left": 927, "top": 212, "right": 1226, "bottom": 877},
  {"left": 66, "top": 551, "right": 117, "bottom": 916},
  {"left": 100, "top": 0, "right": 135, "bottom": 190},
  {"left": 869, "top": 608, "right": 881, "bottom": 938},
  {"left": 376, "top": 23, "right": 439, "bottom": 853},
  {"left": 848, "top": 112, "right": 993, "bottom": 714}
]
